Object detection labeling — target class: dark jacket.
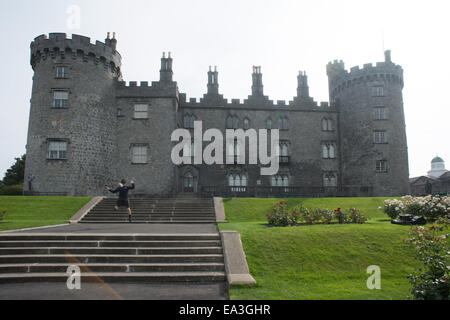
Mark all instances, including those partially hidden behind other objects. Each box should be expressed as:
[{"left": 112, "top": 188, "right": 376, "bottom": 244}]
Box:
[{"left": 109, "top": 183, "right": 135, "bottom": 200}]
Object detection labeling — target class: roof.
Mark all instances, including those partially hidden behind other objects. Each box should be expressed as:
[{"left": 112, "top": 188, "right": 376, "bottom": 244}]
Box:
[{"left": 432, "top": 156, "right": 444, "bottom": 163}]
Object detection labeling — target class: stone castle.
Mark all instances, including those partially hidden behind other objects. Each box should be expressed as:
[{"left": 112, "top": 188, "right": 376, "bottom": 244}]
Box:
[{"left": 24, "top": 32, "right": 410, "bottom": 197}]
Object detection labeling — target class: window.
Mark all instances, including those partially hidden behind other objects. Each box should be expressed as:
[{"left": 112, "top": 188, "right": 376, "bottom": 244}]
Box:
[
  {"left": 323, "top": 172, "right": 337, "bottom": 187},
  {"left": 374, "top": 107, "right": 387, "bottom": 120},
  {"left": 182, "top": 141, "right": 195, "bottom": 157},
  {"left": 53, "top": 91, "right": 68, "bottom": 108},
  {"left": 276, "top": 143, "right": 289, "bottom": 156},
  {"left": 266, "top": 118, "right": 273, "bottom": 129},
  {"left": 47, "top": 141, "right": 67, "bottom": 159},
  {"left": 322, "top": 118, "right": 334, "bottom": 131},
  {"left": 372, "top": 86, "right": 384, "bottom": 97},
  {"left": 243, "top": 118, "right": 250, "bottom": 130},
  {"left": 374, "top": 131, "right": 387, "bottom": 144},
  {"left": 117, "top": 108, "right": 124, "bottom": 117},
  {"left": 376, "top": 160, "right": 388, "bottom": 173},
  {"left": 184, "top": 114, "right": 196, "bottom": 129},
  {"left": 271, "top": 175, "right": 289, "bottom": 187},
  {"left": 228, "top": 173, "right": 248, "bottom": 192},
  {"left": 131, "top": 145, "right": 148, "bottom": 164},
  {"left": 226, "top": 115, "right": 239, "bottom": 129},
  {"left": 227, "top": 139, "right": 241, "bottom": 163},
  {"left": 134, "top": 104, "right": 149, "bottom": 119},
  {"left": 278, "top": 117, "right": 289, "bottom": 130},
  {"left": 322, "top": 143, "right": 336, "bottom": 159},
  {"left": 56, "top": 66, "right": 68, "bottom": 78}
]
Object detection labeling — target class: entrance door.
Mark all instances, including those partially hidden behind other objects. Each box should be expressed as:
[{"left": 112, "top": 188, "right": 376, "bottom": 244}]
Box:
[{"left": 183, "top": 172, "right": 194, "bottom": 193}]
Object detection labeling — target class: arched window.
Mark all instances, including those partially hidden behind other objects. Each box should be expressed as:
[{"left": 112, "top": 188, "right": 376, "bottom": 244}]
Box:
[
  {"left": 328, "top": 144, "right": 335, "bottom": 158},
  {"left": 282, "top": 175, "right": 289, "bottom": 187},
  {"left": 243, "top": 118, "right": 250, "bottom": 130},
  {"left": 271, "top": 175, "right": 289, "bottom": 187},
  {"left": 322, "top": 143, "right": 336, "bottom": 159},
  {"left": 266, "top": 118, "right": 273, "bottom": 129},
  {"left": 282, "top": 117, "right": 289, "bottom": 130},
  {"left": 322, "top": 118, "right": 328, "bottom": 131},
  {"left": 228, "top": 175, "right": 235, "bottom": 186},
  {"left": 184, "top": 114, "right": 196, "bottom": 129},
  {"left": 228, "top": 173, "right": 248, "bottom": 192},
  {"left": 322, "top": 118, "right": 333, "bottom": 131},
  {"left": 281, "top": 144, "right": 288, "bottom": 156},
  {"left": 322, "top": 144, "right": 329, "bottom": 158},
  {"left": 226, "top": 115, "right": 233, "bottom": 129},
  {"left": 323, "top": 172, "right": 337, "bottom": 187},
  {"left": 232, "top": 115, "right": 239, "bottom": 129},
  {"left": 327, "top": 119, "right": 333, "bottom": 131}
]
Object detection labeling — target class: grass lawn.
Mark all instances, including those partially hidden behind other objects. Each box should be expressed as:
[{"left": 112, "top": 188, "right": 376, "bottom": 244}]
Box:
[
  {"left": 0, "top": 196, "right": 91, "bottom": 231},
  {"left": 220, "top": 197, "right": 421, "bottom": 300}
]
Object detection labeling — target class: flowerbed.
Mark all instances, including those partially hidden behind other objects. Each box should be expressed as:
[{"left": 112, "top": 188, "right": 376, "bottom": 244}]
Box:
[
  {"left": 382, "top": 195, "right": 450, "bottom": 221},
  {"left": 266, "top": 202, "right": 368, "bottom": 226}
]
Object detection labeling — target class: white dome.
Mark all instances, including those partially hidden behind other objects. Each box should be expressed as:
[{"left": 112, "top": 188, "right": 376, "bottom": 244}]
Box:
[{"left": 428, "top": 156, "right": 448, "bottom": 178}]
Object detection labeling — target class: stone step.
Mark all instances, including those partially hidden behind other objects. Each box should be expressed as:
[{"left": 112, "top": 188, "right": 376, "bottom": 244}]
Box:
[
  {"left": 0, "top": 234, "right": 221, "bottom": 241},
  {"left": 82, "top": 216, "right": 216, "bottom": 221},
  {"left": 0, "top": 247, "right": 224, "bottom": 255},
  {"left": 0, "top": 263, "right": 225, "bottom": 273},
  {"left": 0, "top": 254, "right": 224, "bottom": 264},
  {"left": 79, "top": 220, "right": 216, "bottom": 224},
  {"left": 85, "top": 213, "right": 216, "bottom": 217},
  {"left": 0, "top": 240, "right": 222, "bottom": 248},
  {"left": 0, "top": 271, "right": 226, "bottom": 284},
  {"left": 90, "top": 210, "right": 215, "bottom": 213}
]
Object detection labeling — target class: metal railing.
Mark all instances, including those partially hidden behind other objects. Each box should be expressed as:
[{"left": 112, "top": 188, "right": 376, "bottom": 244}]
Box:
[{"left": 200, "top": 185, "right": 373, "bottom": 198}]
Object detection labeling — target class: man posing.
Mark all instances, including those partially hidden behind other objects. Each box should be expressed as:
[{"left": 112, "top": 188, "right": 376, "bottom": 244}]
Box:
[{"left": 105, "top": 179, "right": 135, "bottom": 222}]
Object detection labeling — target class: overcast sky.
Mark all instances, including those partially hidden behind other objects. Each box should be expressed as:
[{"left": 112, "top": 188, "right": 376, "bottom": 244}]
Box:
[{"left": 0, "top": 0, "right": 449, "bottom": 179}]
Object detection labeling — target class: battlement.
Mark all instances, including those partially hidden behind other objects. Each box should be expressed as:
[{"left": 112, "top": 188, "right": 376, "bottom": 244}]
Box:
[
  {"left": 30, "top": 33, "right": 121, "bottom": 74},
  {"left": 328, "top": 51, "right": 404, "bottom": 96},
  {"left": 116, "top": 80, "right": 178, "bottom": 98}
]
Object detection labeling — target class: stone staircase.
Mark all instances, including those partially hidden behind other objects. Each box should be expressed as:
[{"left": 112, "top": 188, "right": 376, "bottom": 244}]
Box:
[
  {"left": 0, "top": 233, "right": 226, "bottom": 284},
  {"left": 79, "top": 197, "right": 216, "bottom": 224}
]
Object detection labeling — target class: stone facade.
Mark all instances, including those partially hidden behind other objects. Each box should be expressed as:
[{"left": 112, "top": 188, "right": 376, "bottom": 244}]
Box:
[{"left": 24, "top": 33, "right": 410, "bottom": 197}]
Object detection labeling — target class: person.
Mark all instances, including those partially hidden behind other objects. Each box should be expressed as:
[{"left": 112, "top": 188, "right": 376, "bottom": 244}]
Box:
[{"left": 105, "top": 179, "right": 135, "bottom": 222}]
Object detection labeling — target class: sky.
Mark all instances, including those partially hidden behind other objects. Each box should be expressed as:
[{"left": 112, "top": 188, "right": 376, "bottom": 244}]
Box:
[{"left": 0, "top": 0, "right": 449, "bottom": 179}]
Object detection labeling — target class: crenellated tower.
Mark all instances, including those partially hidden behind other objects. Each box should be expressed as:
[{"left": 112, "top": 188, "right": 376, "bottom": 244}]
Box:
[
  {"left": 25, "top": 32, "right": 122, "bottom": 196},
  {"left": 327, "top": 50, "right": 409, "bottom": 196}
]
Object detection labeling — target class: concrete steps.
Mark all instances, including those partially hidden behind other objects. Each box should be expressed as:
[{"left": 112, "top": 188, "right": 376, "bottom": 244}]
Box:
[
  {"left": 0, "top": 233, "right": 226, "bottom": 284},
  {"left": 80, "top": 197, "right": 217, "bottom": 224}
]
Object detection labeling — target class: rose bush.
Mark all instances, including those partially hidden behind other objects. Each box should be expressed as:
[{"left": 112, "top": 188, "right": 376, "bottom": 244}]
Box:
[{"left": 383, "top": 195, "right": 450, "bottom": 221}]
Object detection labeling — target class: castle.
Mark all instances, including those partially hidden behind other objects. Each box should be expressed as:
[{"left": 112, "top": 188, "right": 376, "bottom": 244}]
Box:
[{"left": 24, "top": 32, "right": 410, "bottom": 197}]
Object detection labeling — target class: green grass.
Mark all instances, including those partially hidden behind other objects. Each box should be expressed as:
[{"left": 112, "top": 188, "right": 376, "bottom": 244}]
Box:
[
  {"left": 0, "top": 196, "right": 91, "bottom": 231},
  {"left": 219, "top": 197, "right": 420, "bottom": 300}
]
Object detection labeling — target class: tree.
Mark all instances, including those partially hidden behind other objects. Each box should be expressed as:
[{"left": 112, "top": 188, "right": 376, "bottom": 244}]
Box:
[{"left": 2, "top": 154, "right": 26, "bottom": 186}]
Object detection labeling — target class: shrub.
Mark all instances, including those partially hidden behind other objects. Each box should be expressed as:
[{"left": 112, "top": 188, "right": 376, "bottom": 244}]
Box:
[
  {"left": 320, "top": 208, "right": 334, "bottom": 224},
  {"left": 383, "top": 196, "right": 450, "bottom": 221},
  {"left": 383, "top": 199, "right": 404, "bottom": 219},
  {"left": 407, "top": 218, "right": 449, "bottom": 300},
  {"left": 298, "top": 206, "right": 315, "bottom": 225},
  {"left": 334, "top": 207, "right": 349, "bottom": 224},
  {"left": 0, "top": 184, "right": 23, "bottom": 196},
  {"left": 266, "top": 201, "right": 299, "bottom": 227},
  {"left": 348, "top": 208, "right": 368, "bottom": 224}
]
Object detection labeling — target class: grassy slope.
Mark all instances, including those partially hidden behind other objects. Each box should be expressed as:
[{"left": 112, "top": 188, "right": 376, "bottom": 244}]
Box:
[
  {"left": 220, "top": 197, "right": 420, "bottom": 300},
  {"left": 0, "top": 196, "right": 91, "bottom": 231}
]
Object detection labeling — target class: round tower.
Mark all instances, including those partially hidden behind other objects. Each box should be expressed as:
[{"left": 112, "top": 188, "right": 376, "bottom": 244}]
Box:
[
  {"left": 327, "top": 50, "right": 409, "bottom": 196},
  {"left": 24, "top": 33, "right": 122, "bottom": 196}
]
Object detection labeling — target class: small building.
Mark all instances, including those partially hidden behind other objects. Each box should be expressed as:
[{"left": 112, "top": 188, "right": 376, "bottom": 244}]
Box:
[{"left": 410, "top": 157, "right": 449, "bottom": 196}]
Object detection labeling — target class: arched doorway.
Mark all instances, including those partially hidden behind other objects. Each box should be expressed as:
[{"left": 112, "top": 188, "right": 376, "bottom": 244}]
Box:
[{"left": 183, "top": 172, "right": 194, "bottom": 193}]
